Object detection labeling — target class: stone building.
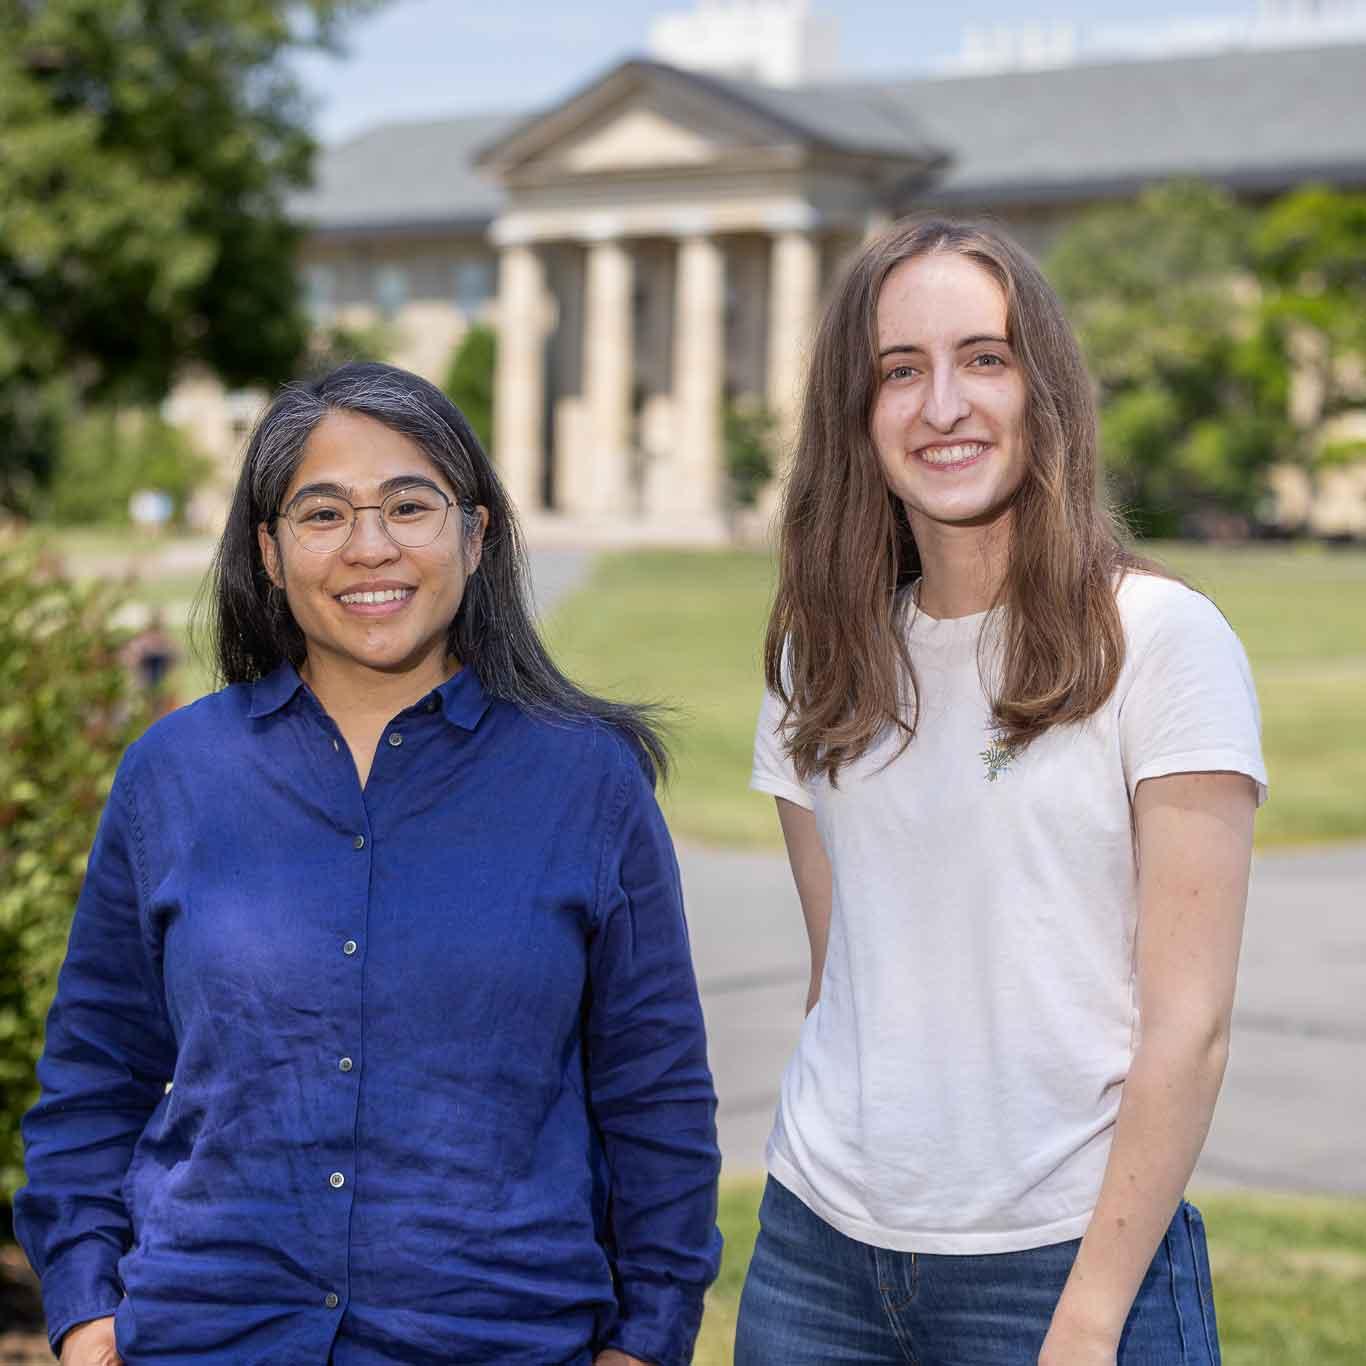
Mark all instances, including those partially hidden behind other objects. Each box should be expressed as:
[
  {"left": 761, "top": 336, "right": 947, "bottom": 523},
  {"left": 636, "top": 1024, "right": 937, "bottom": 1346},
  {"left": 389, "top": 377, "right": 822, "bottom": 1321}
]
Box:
[{"left": 174, "top": 21, "right": 1366, "bottom": 539}]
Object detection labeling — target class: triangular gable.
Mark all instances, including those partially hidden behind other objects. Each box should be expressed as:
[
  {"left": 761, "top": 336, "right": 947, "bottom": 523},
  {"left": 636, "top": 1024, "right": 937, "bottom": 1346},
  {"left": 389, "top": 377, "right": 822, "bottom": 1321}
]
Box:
[{"left": 477, "top": 59, "right": 822, "bottom": 178}]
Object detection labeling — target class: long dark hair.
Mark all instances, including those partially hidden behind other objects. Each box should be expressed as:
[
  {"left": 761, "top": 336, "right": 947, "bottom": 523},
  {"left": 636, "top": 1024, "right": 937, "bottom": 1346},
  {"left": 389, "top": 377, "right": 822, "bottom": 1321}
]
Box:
[
  {"left": 201, "top": 362, "right": 668, "bottom": 782},
  {"left": 767, "top": 216, "right": 1162, "bottom": 784}
]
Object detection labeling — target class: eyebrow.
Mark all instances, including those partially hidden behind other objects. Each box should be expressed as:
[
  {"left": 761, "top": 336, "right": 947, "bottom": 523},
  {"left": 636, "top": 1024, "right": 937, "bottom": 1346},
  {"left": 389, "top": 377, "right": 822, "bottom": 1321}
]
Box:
[
  {"left": 289, "top": 474, "right": 447, "bottom": 501},
  {"left": 878, "top": 334, "right": 1011, "bottom": 359}
]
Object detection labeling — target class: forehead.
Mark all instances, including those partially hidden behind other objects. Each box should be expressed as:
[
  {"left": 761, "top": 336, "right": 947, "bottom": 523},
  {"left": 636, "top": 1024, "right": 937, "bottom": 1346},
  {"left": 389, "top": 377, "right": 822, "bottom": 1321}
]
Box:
[
  {"left": 286, "top": 410, "right": 452, "bottom": 497},
  {"left": 876, "top": 252, "right": 1008, "bottom": 343}
]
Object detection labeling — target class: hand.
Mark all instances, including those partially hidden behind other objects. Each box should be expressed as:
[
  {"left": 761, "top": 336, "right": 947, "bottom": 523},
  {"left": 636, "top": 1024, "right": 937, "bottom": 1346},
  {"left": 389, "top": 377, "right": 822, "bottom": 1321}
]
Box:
[
  {"left": 594, "top": 1352, "right": 652, "bottom": 1366},
  {"left": 59, "top": 1317, "right": 123, "bottom": 1366},
  {"left": 1038, "top": 1315, "right": 1118, "bottom": 1366}
]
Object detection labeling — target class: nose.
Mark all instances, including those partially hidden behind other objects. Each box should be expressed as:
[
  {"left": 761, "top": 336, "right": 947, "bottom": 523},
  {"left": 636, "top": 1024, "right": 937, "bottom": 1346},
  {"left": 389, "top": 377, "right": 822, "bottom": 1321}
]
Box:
[
  {"left": 921, "top": 367, "right": 971, "bottom": 432},
  {"left": 341, "top": 506, "right": 400, "bottom": 565}
]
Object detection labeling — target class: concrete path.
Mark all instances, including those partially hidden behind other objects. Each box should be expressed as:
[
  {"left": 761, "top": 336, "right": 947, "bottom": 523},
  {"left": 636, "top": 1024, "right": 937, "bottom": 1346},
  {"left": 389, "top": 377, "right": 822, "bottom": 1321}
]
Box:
[
  {"left": 680, "top": 840, "right": 1366, "bottom": 1194},
  {"left": 527, "top": 548, "right": 593, "bottom": 619}
]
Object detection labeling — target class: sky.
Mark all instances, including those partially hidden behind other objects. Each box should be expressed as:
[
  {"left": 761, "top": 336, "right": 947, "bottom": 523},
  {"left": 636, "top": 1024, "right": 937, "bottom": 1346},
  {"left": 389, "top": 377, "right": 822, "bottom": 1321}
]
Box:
[{"left": 293, "top": 0, "right": 1261, "bottom": 144}]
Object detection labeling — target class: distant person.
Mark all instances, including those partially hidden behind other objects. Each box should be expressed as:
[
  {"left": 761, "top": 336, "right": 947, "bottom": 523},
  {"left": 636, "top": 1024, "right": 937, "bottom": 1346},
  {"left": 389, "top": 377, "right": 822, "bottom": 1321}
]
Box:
[
  {"left": 122, "top": 608, "right": 178, "bottom": 697},
  {"left": 739, "top": 219, "right": 1265, "bottom": 1365},
  {"left": 17, "top": 362, "right": 721, "bottom": 1366}
]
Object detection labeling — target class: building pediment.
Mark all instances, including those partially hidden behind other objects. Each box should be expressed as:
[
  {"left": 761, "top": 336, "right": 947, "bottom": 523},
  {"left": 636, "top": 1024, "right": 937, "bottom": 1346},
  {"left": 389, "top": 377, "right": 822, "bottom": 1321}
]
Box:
[
  {"left": 477, "top": 58, "right": 939, "bottom": 188},
  {"left": 560, "top": 106, "right": 721, "bottom": 172}
]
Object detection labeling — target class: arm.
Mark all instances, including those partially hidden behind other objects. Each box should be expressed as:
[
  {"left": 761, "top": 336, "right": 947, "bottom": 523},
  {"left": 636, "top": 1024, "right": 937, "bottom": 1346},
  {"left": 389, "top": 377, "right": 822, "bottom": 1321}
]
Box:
[
  {"left": 775, "top": 797, "right": 832, "bottom": 1013},
  {"left": 14, "top": 763, "right": 176, "bottom": 1358},
  {"left": 586, "top": 755, "right": 723, "bottom": 1366},
  {"left": 1041, "top": 770, "right": 1256, "bottom": 1364}
]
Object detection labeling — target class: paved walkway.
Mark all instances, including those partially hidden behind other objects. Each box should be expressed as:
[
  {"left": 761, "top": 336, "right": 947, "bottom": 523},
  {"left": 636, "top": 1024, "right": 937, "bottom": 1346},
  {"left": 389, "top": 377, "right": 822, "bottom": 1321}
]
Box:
[{"left": 680, "top": 840, "right": 1366, "bottom": 1194}]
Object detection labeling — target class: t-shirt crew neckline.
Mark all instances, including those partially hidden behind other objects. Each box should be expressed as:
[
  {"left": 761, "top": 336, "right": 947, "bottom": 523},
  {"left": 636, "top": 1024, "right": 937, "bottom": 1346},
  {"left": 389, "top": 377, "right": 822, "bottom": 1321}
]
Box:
[{"left": 904, "top": 580, "right": 1000, "bottom": 641}]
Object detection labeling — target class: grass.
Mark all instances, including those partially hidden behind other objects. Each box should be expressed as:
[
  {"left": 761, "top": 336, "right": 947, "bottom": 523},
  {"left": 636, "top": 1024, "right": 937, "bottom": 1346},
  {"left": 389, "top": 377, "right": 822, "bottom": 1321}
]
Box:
[
  {"left": 545, "top": 542, "right": 1366, "bottom": 850},
  {"left": 693, "top": 1179, "right": 1366, "bottom": 1365}
]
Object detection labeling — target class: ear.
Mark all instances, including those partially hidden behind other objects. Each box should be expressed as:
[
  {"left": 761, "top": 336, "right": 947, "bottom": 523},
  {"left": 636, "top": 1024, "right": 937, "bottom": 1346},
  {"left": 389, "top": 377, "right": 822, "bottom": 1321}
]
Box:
[
  {"left": 465, "top": 505, "right": 489, "bottom": 575},
  {"left": 257, "top": 521, "right": 284, "bottom": 589}
]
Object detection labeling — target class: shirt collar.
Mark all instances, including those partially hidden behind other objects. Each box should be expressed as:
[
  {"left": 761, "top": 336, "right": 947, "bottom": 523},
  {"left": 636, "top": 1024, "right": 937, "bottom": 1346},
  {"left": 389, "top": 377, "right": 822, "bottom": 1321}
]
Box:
[
  {"left": 247, "top": 660, "right": 491, "bottom": 732},
  {"left": 434, "top": 665, "right": 492, "bottom": 732},
  {"left": 248, "top": 661, "right": 307, "bottom": 718}
]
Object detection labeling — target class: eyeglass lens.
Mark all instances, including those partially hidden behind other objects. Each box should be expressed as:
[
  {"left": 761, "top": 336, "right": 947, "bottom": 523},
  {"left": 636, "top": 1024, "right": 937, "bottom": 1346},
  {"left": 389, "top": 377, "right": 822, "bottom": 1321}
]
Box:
[{"left": 285, "top": 487, "right": 451, "bottom": 551}]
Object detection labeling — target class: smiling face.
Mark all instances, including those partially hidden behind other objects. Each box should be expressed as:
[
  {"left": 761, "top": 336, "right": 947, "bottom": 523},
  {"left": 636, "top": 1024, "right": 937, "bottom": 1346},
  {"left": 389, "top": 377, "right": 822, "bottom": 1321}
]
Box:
[
  {"left": 257, "top": 410, "right": 485, "bottom": 688},
  {"left": 870, "top": 251, "right": 1029, "bottom": 540}
]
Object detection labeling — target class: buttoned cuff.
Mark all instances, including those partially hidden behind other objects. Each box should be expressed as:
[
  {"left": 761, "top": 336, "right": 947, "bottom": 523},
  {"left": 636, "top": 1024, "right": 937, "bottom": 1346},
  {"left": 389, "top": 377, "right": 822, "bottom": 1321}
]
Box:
[
  {"left": 604, "top": 1282, "right": 708, "bottom": 1366},
  {"left": 39, "top": 1245, "right": 124, "bottom": 1355}
]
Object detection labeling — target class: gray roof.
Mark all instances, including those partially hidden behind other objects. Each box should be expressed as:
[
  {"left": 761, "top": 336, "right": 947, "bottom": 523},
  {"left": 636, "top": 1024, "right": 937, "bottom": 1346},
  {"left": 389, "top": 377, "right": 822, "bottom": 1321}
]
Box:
[
  {"left": 290, "top": 112, "right": 520, "bottom": 236},
  {"left": 298, "top": 42, "right": 1366, "bottom": 233},
  {"left": 869, "top": 42, "right": 1366, "bottom": 203}
]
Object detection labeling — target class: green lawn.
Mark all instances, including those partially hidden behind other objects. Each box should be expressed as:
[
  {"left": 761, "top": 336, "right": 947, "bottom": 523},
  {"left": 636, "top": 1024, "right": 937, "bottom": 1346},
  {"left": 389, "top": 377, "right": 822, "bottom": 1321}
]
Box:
[
  {"left": 693, "top": 1180, "right": 1366, "bottom": 1365},
  {"left": 545, "top": 543, "right": 1366, "bottom": 850}
]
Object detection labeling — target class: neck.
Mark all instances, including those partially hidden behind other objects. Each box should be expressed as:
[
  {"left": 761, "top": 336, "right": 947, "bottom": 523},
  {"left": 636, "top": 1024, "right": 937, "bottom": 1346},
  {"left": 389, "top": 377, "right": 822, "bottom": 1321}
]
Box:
[
  {"left": 908, "top": 506, "right": 1011, "bottom": 619},
  {"left": 300, "top": 649, "right": 458, "bottom": 729}
]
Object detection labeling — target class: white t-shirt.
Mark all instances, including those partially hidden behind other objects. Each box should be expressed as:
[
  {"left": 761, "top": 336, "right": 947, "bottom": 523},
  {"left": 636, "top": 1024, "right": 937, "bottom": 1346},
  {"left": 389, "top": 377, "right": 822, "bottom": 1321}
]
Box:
[{"left": 750, "top": 572, "right": 1267, "bottom": 1254}]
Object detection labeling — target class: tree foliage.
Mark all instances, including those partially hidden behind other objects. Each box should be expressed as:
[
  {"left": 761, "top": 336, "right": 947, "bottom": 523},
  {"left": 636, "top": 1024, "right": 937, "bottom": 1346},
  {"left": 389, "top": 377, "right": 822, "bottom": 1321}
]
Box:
[
  {"left": 0, "top": 0, "right": 378, "bottom": 511},
  {"left": 1255, "top": 185, "right": 1366, "bottom": 441},
  {"left": 723, "top": 398, "right": 777, "bottom": 511},
  {"left": 0, "top": 542, "right": 151, "bottom": 1196},
  {"left": 1046, "top": 181, "right": 1292, "bottom": 537},
  {"left": 444, "top": 323, "right": 497, "bottom": 452}
]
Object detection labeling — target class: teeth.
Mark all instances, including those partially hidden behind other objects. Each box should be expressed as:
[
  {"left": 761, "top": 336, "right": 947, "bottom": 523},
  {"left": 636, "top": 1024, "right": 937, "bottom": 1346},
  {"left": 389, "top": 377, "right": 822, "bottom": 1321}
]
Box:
[
  {"left": 339, "top": 588, "right": 412, "bottom": 605},
  {"left": 919, "top": 443, "right": 985, "bottom": 465}
]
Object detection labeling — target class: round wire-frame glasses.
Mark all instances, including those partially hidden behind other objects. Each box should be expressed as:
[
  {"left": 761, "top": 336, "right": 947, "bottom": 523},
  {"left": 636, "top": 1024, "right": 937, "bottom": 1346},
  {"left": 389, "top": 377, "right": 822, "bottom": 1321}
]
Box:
[{"left": 276, "top": 483, "right": 459, "bottom": 553}]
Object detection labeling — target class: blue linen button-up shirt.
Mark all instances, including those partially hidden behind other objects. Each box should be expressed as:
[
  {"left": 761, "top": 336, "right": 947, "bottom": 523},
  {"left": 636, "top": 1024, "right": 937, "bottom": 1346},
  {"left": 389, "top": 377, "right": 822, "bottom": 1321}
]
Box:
[{"left": 15, "top": 664, "right": 722, "bottom": 1365}]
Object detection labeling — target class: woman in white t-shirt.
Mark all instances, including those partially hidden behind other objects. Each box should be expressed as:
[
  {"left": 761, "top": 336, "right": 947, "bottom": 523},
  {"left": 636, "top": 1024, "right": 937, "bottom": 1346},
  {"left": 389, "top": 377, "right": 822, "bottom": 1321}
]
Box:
[{"left": 736, "top": 218, "right": 1265, "bottom": 1366}]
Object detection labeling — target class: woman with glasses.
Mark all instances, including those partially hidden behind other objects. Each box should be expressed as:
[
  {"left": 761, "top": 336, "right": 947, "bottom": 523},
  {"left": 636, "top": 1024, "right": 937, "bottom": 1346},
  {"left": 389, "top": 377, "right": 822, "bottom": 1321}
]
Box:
[
  {"left": 737, "top": 219, "right": 1265, "bottom": 1365},
  {"left": 17, "top": 362, "right": 721, "bottom": 1366}
]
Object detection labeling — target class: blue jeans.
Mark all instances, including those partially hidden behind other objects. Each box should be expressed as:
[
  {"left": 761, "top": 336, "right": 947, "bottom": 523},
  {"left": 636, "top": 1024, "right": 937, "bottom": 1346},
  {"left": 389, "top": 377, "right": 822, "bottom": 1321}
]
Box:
[{"left": 735, "top": 1178, "right": 1221, "bottom": 1365}]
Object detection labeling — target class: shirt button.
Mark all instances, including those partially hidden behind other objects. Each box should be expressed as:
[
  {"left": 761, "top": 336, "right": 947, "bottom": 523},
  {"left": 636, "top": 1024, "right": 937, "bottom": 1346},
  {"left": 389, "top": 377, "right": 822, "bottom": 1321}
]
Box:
[
  {"left": 425, "top": 698, "right": 438, "bottom": 713},
  {"left": 342, "top": 940, "right": 358, "bottom": 956},
  {"left": 325, "top": 1292, "right": 340, "bottom": 1309},
  {"left": 388, "top": 732, "right": 403, "bottom": 747},
  {"left": 353, "top": 834, "right": 365, "bottom": 850},
  {"left": 338, "top": 1056, "right": 354, "bottom": 1072},
  {"left": 329, "top": 1171, "right": 345, "bottom": 1189}
]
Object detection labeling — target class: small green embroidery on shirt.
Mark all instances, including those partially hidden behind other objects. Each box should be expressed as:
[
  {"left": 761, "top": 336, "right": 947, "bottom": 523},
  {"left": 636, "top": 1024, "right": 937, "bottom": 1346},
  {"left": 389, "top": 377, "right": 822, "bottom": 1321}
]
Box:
[{"left": 980, "top": 738, "right": 1017, "bottom": 782}]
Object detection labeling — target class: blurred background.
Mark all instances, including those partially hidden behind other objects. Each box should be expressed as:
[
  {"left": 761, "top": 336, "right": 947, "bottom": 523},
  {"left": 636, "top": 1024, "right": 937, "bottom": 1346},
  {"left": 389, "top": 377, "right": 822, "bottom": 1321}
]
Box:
[{"left": 2, "top": 2, "right": 1364, "bottom": 1361}]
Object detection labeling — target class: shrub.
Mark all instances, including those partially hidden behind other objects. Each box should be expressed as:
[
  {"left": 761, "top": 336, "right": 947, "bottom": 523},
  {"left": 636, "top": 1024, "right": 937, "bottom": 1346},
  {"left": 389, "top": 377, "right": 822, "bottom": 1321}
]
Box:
[
  {"left": 443, "top": 323, "right": 497, "bottom": 451},
  {"left": 723, "top": 398, "right": 776, "bottom": 511},
  {"left": 0, "top": 541, "right": 149, "bottom": 1198},
  {"left": 45, "top": 407, "right": 212, "bottom": 527}
]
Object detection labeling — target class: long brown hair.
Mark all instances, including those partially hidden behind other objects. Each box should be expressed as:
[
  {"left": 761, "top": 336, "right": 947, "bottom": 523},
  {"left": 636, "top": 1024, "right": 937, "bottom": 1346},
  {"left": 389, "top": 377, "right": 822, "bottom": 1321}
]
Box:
[{"left": 766, "top": 216, "right": 1159, "bottom": 784}]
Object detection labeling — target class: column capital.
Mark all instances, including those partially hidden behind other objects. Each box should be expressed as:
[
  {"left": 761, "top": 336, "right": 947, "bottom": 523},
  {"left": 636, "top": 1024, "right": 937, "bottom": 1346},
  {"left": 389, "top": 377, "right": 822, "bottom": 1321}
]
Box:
[{"left": 762, "top": 201, "right": 822, "bottom": 234}]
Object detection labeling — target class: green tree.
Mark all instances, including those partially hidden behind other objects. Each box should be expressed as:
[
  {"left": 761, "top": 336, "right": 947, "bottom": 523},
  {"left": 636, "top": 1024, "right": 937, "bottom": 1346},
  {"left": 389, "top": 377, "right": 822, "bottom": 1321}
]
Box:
[
  {"left": 723, "top": 398, "right": 777, "bottom": 512},
  {"left": 1256, "top": 185, "right": 1366, "bottom": 452},
  {"left": 0, "top": 0, "right": 379, "bottom": 512},
  {"left": 1046, "top": 181, "right": 1290, "bottom": 536},
  {"left": 444, "top": 323, "right": 497, "bottom": 451},
  {"left": 0, "top": 543, "right": 151, "bottom": 1196}
]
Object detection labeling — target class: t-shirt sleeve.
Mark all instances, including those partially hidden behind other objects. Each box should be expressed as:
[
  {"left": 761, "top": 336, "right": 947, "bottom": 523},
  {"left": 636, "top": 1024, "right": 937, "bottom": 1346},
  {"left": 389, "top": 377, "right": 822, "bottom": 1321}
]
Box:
[
  {"left": 750, "top": 685, "right": 815, "bottom": 810},
  {"left": 1118, "top": 582, "right": 1268, "bottom": 805}
]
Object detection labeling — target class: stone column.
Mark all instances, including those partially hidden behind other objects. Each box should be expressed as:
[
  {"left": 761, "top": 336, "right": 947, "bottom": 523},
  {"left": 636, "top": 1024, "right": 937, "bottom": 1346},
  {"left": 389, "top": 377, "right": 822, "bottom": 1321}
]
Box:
[
  {"left": 670, "top": 233, "right": 726, "bottom": 518},
  {"left": 766, "top": 229, "right": 822, "bottom": 450},
  {"left": 492, "top": 243, "right": 547, "bottom": 513},
  {"left": 577, "top": 237, "right": 634, "bottom": 517}
]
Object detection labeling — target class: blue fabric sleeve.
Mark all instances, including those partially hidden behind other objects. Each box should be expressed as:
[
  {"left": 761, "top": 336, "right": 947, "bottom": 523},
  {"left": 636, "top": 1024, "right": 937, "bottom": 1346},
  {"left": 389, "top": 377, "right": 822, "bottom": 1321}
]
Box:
[
  {"left": 587, "top": 745, "right": 723, "bottom": 1366},
  {"left": 14, "top": 755, "right": 178, "bottom": 1353}
]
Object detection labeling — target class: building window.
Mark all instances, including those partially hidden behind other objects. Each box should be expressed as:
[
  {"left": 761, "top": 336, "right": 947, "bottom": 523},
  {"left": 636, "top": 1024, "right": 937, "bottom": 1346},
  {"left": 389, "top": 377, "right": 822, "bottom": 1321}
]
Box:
[
  {"left": 374, "top": 264, "right": 409, "bottom": 319},
  {"left": 454, "top": 259, "right": 494, "bottom": 313},
  {"left": 303, "top": 264, "right": 336, "bottom": 323}
]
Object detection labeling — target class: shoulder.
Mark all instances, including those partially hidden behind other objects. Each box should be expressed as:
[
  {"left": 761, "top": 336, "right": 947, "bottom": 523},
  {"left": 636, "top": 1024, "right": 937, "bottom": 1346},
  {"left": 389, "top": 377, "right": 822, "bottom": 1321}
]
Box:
[
  {"left": 120, "top": 684, "right": 256, "bottom": 776},
  {"left": 496, "top": 704, "right": 653, "bottom": 795},
  {"left": 1115, "top": 569, "right": 1240, "bottom": 658}
]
